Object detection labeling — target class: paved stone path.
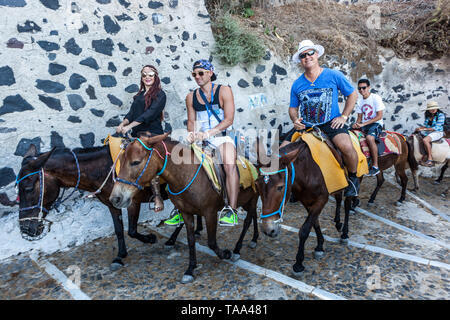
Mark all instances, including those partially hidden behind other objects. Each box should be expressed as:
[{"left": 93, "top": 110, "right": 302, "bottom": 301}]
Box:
[{"left": 1, "top": 175, "right": 449, "bottom": 300}]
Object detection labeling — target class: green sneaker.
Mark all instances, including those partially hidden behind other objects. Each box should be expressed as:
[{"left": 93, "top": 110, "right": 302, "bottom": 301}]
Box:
[
  {"left": 164, "top": 209, "right": 184, "bottom": 226},
  {"left": 218, "top": 207, "right": 238, "bottom": 226}
]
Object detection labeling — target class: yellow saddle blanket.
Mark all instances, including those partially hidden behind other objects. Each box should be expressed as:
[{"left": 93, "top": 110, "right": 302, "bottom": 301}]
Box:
[
  {"left": 191, "top": 144, "right": 258, "bottom": 193},
  {"left": 104, "top": 135, "right": 163, "bottom": 186},
  {"left": 104, "top": 135, "right": 123, "bottom": 175},
  {"left": 291, "top": 131, "right": 368, "bottom": 194}
]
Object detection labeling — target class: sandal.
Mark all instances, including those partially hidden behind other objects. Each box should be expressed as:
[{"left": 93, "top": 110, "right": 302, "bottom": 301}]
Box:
[{"left": 422, "top": 160, "right": 435, "bottom": 167}]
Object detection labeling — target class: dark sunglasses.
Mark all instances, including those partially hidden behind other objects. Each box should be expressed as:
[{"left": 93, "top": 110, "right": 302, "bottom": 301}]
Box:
[
  {"left": 358, "top": 86, "right": 367, "bottom": 91},
  {"left": 192, "top": 71, "right": 207, "bottom": 77},
  {"left": 299, "top": 50, "right": 316, "bottom": 59}
]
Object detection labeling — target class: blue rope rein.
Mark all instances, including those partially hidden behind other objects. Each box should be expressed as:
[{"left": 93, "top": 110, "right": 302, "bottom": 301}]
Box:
[
  {"left": 259, "top": 162, "right": 295, "bottom": 219},
  {"left": 167, "top": 153, "right": 205, "bottom": 196}
]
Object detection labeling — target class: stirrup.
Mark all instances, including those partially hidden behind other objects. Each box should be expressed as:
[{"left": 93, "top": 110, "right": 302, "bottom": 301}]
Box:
[
  {"left": 218, "top": 206, "right": 238, "bottom": 227},
  {"left": 150, "top": 195, "right": 164, "bottom": 212}
]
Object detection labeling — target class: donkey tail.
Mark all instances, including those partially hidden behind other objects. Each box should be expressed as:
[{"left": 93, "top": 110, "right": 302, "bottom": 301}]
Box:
[{"left": 406, "top": 136, "right": 419, "bottom": 172}]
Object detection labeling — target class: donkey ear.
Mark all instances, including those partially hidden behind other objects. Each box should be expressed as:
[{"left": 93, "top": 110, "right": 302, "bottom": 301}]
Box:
[
  {"left": 280, "top": 147, "right": 301, "bottom": 166},
  {"left": 23, "top": 144, "right": 38, "bottom": 158},
  {"left": 30, "top": 147, "right": 56, "bottom": 169},
  {"left": 141, "top": 132, "right": 170, "bottom": 146}
]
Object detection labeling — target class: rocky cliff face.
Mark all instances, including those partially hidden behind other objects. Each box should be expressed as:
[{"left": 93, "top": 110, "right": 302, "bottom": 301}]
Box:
[{"left": 0, "top": 0, "right": 448, "bottom": 197}]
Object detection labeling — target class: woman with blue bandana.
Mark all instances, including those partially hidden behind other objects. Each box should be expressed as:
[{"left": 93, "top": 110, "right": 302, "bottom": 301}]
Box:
[{"left": 164, "top": 59, "right": 239, "bottom": 227}]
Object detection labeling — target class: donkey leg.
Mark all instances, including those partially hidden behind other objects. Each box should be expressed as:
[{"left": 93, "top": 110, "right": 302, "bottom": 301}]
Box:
[
  {"left": 165, "top": 224, "right": 184, "bottom": 247},
  {"left": 435, "top": 161, "right": 448, "bottom": 184},
  {"left": 313, "top": 217, "right": 325, "bottom": 259},
  {"left": 231, "top": 203, "right": 255, "bottom": 261},
  {"left": 396, "top": 167, "right": 408, "bottom": 204},
  {"left": 181, "top": 213, "right": 197, "bottom": 284},
  {"left": 333, "top": 192, "right": 343, "bottom": 232},
  {"left": 194, "top": 214, "right": 203, "bottom": 237},
  {"left": 107, "top": 206, "right": 127, "bottom": 270},
  {"left": 340, "top": 197, "right": 352, "bottom": 243},
  {"left": 127, "top": 202, "right": 157, "bottom": 244},
  {"left": 292, "top": 214, "right": 315, "bottom": 276},
  {"left": 368, "top": 172, "right": 384, "bottom": 205},
  {"left": 204, "top": 211, "right": 232, "bottom": 260},
  {"left": 249, "top": 199, "right": 259, "bottom": 248}
]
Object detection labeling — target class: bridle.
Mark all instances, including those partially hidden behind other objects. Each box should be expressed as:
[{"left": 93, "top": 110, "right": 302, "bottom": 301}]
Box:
[
  {"left": 259, "top": 161, "right": 296, "bottom": 223},
  {"left": 16, "top": 150, "right": 81, "bottom": 241},
  {"left": 113, "top": 138, "right": 169, "bottom": 190}
]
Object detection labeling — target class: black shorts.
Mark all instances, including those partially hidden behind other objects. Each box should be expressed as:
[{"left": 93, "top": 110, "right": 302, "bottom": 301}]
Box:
[{"left": 284, "top": 120, "right": 349, "bottom": 142}]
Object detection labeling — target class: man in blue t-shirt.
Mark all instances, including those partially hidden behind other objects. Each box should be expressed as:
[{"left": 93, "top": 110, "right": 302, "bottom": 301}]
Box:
[{"left": 282, "top": 40, "right": 360, "bottom": 197}]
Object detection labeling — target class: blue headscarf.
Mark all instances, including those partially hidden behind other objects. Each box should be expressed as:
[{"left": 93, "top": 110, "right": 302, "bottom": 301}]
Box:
[{"left": 193, "top": 59, "right": 216, "bottom": 81}]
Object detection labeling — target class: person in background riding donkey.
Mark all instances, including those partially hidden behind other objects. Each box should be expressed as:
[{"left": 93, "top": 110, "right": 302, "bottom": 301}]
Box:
[
  {"left": 116, "top": 65, "right": 166, "bottom": 212},
  {"left": 414, "top": 100, "right": 445, "bottom": 167},
  {"left": 282, "top": 40, "right": 360, "bottom": 197},
  {"left": 352, "top": 78, "right": 386, "bottom": 176}
]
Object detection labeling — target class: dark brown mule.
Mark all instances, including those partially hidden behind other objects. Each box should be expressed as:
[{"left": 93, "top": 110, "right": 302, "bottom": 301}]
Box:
[
  {"left": 256, "top": 140, "right": 355, "bottom": 276},
  {"left": 9, "top": 143, "right": 166, "bottom": 270},
  {"left": 356, "top": 131, "right": 418, "bottom": 205},
  {"left": 109, "top": 133, "right": 260, "bottom": 284}
]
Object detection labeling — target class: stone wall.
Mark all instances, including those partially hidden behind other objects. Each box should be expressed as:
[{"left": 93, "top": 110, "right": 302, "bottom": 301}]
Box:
[{"left": 0, "top": 0, "right": 448, "bottom": 202}]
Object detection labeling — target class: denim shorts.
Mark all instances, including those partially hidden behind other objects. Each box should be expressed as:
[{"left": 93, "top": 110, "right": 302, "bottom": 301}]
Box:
[
  {"left": 284, "top": 120, "right": 349, "bottom": 142},
  {"left": 362, "top": 123, "right": 382, "bottom": 138}
]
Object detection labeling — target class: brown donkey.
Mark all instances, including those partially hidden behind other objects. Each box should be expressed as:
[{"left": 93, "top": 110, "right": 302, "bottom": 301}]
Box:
[
  {"left": 256, "top": 140, "right": 355, "bottom": 276},
  {"left": 109, "top": 133, "right": 260, "bottom": 284}
]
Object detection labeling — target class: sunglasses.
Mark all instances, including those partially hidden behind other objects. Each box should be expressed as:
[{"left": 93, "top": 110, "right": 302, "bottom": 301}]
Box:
[
  {"left": 299, "top": 50, "right": 316, "bottom": 59},
  {"left": 358, "top": 86, "right": 367, "bottom": 91},
  {"left": 142, "top": 72, "right": 155, "bottom": 78},
  {"left": 192, "top": 71, "right": 208, "bottom": 77}
]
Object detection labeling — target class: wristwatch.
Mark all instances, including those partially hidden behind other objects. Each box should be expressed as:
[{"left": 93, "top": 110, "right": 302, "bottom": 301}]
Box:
[{"left": 341, "top": 115, "right": 348, "bottom": 121}]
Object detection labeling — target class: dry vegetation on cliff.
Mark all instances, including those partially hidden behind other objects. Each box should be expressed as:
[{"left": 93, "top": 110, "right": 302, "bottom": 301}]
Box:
[{"left": 206, "top": 0, "right": 449, "bottom": 80}]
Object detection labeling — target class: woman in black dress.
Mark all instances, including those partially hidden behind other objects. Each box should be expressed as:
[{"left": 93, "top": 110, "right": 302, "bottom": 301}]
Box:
[{"left": 116, "top": 65, "right": 166, "bottom": 211}]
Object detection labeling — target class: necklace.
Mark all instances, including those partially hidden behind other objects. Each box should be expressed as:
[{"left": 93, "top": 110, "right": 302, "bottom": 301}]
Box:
[{"left": 305, "top": 67, "right": 323, "bottom": 86}]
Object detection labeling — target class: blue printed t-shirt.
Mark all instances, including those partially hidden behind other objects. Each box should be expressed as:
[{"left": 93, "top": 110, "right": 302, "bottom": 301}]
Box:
[{"left": 289, "top": 68, "right": 355, "bottom": 127}]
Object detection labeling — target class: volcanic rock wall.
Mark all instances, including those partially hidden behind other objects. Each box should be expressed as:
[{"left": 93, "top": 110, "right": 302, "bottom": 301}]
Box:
[{"left": 0, "top": 0, "right": 448, "bottom": 204}]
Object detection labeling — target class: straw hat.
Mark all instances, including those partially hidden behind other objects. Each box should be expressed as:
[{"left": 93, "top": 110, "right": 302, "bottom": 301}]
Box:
[
  {"left": 425, "top": 101, "right": 439, "bottom": 111},
  {"left": 292, "top": 40, "right": 324, "bottom": 63}
]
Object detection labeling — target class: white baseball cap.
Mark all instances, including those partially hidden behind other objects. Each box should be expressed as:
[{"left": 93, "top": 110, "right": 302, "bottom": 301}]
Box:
[{"left": 292, "top": 40, "right": 325, "bottom": 63}]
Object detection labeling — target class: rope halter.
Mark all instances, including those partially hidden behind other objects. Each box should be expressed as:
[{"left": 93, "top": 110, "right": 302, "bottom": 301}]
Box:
[{"left": 259, "top": 162, "right": 295, "bottom": 223}]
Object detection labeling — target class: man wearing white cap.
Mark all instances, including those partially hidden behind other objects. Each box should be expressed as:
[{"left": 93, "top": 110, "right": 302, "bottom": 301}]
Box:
[
  {"left": 285, "top": 39, "right": 360, "bottom": 197},
  {"left": 414, "top": 100, "right": 446, "bottom": 166}
]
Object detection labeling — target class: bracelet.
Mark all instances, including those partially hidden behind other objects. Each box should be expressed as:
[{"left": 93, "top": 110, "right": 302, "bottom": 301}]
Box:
[{"left": 341, "top": 115, "right": 348, "bottom": 120}]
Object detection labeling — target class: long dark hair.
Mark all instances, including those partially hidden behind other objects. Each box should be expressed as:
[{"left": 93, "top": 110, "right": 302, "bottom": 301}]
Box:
[
  {"left": 134, "top": 65, "right": 161, "bottom": 110},
  {"left": 425, "top": 109, "right": 443, "bottom": 126}
]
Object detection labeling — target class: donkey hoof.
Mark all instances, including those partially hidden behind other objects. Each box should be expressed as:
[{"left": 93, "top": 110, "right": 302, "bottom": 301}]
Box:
[
  {"left": 231, "top": 253, "right": 241, "bottom": 262},
  {"left": 223, "top": 249, "right": 232, "bottom": 260},
  {"left": 367, "top": 201, "right": 374, "bottom": 207},
  {"left": 181, "top": 274, "right": 194, "bottom": 284},
  {"left": 432, "top": 180, "right": 440, "bottom": 185},
  {"left": 248, "top": 241, "right": 257, "bottom": 249},
  {"left": 110, "top": 260, "right": 124, "bottom": 272},
  {"left": 291, "top": 265, "right": 304, "bottom": 277},
  {"left": 314, "top": 250, "right": 325, "bottom": 259},
  {"left": 340, "top": 238, "right": 349, "bottom": 245},
  {"left": 395, "top": 201, "right": 403, "bottom": 206}
]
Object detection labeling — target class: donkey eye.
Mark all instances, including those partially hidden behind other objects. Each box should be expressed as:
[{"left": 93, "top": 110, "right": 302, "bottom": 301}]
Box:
[
  {"left": 131, "top": 161, "right": 141, "bottom": 166},
  {"left": 277, "top": 185, "right": 284, "bottom": 191}
]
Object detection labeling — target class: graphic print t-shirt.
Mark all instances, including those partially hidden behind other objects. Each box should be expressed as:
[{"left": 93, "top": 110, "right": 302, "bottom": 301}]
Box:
[
  {"left": 355, "top": 93, "right": 386, "bottom": 126},
  {"left": 289, "top": 68, "right": 355, "bottom": 126}
]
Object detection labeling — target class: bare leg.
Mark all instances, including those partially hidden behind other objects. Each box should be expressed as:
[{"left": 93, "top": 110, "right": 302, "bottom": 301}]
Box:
[
  {"left": 219, "top": 142, "right": 239, "bottom": 209},
  {"left": 366, "top": 135, "right": 378, "bottom": 168},
  {"left": 423, "top": 136, "right": 433, "bottom": 161},
  {"left": 332, "top": 133, "right": 358, "bottom": 173}
]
